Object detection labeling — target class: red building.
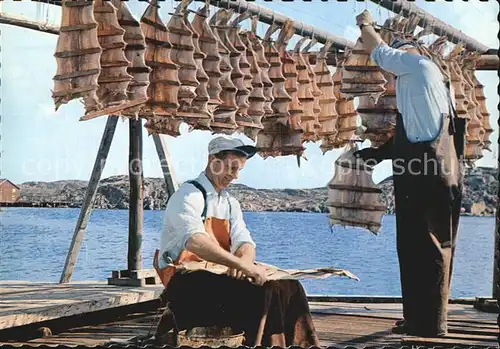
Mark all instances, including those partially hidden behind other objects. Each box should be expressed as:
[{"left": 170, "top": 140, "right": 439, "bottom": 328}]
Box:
[{"left": 0, "top": 179, "right": 20, "bottom": 203}]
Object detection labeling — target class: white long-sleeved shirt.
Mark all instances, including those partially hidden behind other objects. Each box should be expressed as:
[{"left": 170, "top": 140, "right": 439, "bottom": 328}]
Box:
[
  {"left": 158, "top": 172, "right": 256, "bottom": 269},
  {"left": 370, "top": 43, "right": 452, "bottom": 143}
]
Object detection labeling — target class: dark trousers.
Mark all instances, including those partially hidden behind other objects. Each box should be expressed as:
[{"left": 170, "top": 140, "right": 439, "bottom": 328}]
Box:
[
  {"left": 158, "top": 270, "right": 319, "bottom": 347},
  {"left": 394, "top": 170, "right": 461, "bottom": 336}
]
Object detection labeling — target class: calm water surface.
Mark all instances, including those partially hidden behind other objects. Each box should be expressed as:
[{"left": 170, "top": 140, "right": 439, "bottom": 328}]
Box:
[{"left": 0, "top": 208, "right": 494, "bottom": 298}]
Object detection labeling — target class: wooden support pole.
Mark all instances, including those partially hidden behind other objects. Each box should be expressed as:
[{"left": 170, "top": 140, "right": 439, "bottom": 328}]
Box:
[
  {"left": 494, "top": 198, "right": 499, "bottom": 299},
  {"left": 59, "top": 115, "right": 118, "bottom": 283},
  {"left": 153, "top": 134, "right": 178, "bottom": 198},
  {"left": 128, "top": 118, "right": 143, "bottom": 271},
  {"left": 369, "top": 0, "right": 491, "bottom": 53},
  {"left": 494, "top": 106, "right": 500, "bottom": 300}
]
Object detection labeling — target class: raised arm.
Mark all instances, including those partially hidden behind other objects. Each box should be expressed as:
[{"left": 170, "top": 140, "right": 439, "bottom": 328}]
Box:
[
  {"left": 355, "top": 10, "right": 422, "bottom": 77},
  {"left": 355, "top": 10, "right": 383, "bottom": 55}
]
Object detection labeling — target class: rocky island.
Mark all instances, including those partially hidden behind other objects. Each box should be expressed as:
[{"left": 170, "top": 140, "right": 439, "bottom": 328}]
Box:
[{"left": 17, "top": 166, "right": 497, "bottom": 216}]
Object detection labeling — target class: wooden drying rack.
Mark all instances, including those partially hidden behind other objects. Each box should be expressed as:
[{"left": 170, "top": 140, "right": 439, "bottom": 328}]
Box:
[{"left": 0, "top": 0, "right": 498, "bottom": 303}]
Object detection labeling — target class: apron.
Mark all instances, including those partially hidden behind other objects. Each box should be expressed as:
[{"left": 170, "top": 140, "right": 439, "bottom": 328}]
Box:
[
  {"left": 391, "top": 108, "right": 464, "bottom": 337},
  {"left": 153, "top": 216, "right": 231, "bottom": 288}
]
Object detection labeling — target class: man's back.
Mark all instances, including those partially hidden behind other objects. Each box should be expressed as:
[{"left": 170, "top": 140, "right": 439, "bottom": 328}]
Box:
[{"left": 370, "top": 43, "right": 451, "bottom": 143}]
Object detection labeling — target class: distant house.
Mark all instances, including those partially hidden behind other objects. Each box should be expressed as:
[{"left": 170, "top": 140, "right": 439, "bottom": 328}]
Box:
[{"left": 0, "top": 179, "right": 20, "bottom": 203}]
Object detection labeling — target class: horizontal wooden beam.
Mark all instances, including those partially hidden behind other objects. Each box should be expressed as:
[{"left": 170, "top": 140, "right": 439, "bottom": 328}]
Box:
[
  {"left": 306, "top": 52, "right": 499, "bottom": 71},
  {"left": 2, "top": 11, "right": 496, "bottom": 72},
  {"left": 0, "top": 12, "right": 59, "bottom": 35},
  {"left": 369, "top": 0, "right": 492, "bottom": 53},
  {"left": 474, "top": 55, "right": 500, "bottom": 71}
]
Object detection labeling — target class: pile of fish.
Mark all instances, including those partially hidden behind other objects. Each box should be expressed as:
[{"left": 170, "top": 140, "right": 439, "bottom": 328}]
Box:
[{"left": 165, "top": 260, "right": 360, "bottom": 281}]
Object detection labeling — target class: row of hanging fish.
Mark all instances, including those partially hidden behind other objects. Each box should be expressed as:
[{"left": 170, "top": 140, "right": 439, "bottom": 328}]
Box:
[
  {"left": 51, "top": 0, "right": 363, "bottom": 159},
  {"left": 443, "top": 47, "right": 492, "bottom": 164},
  {"left": 417, "top": 35, "right": 492, "bottom": 165},
  {"left": 52, "top": 1, "right": 491, "bottom": 164}
]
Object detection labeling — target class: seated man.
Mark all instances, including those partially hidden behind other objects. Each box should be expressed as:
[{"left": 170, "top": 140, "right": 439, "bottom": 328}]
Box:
[{"left": 153, "top": 135, "right": 319, "bottom": 347}]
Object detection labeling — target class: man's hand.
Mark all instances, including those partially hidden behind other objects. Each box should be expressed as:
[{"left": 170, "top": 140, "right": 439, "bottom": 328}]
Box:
[
  {"left": 356, "top": 9, "right": 374, "bottom": 28},
  {"left": 226, "top": 267, "right": 246, "bottom": 280},
  {"left": 239, "top": 262, "right": 267, "bottom": 286},
  {"left": 227, "top": 243, "right": 256, "bottom": 281}
]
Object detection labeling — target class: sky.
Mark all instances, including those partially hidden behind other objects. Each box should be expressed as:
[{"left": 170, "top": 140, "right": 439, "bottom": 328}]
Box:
[{"left": 1, "top": 0, "right": 498, "bottom": 189}]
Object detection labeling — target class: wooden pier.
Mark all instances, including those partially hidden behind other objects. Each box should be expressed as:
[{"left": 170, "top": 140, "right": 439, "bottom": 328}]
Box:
[
  {"left": 0, "top": 281, "right": 163, "bottom": 330},
  {"left": 0, "top": 201, "right": 76, "bottom": 208},
  {"left": 0, "top": 283, "right": 497, "bottom": 348}
]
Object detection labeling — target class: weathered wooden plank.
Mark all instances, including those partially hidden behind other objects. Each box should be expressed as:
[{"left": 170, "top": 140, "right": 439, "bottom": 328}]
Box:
[
  {"left": 0, "top": 12, "right": 60, "bottom": 35},
  {"left": 79, "top": 99, "right": 148, "bottom": 121},
  {"left": 107, "top": 278, "right": 145, "bottom": 287},
  {"left": 59, "top": 116, "right": 119, "bottom": 284},
  {"left": 402, "top": 336, "right": 498, "bottom": 347},
  {"left": 309, "top": 301, "right": 498, "bottom": 324},
  {"left": 0, "top": 282, "right": 163, "bottom": 329},
  {"left": 113, "top": 269, "right": 157, "bottom": 279}
]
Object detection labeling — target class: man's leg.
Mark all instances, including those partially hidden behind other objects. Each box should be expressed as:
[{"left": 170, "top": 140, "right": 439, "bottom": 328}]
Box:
[
  {"left": 406, "top": 175, "right": 454, "bottom": 337},
  {"left": 393, "top": 174, "right": 425, "bottom": 332},
  {"left": 164, "top": 270, "right": 264, "bottom": 330}
]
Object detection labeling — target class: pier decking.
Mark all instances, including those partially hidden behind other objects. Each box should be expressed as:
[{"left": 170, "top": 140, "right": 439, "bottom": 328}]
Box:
[
  {"left": 0, "top": 281, "right": 163, "bottom": 329},
  {"left": 0, "top": 282, "right": 497, "bottom": 347}
]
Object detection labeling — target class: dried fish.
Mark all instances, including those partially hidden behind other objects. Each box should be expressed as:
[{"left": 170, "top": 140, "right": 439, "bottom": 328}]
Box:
[
  {"left": 191, "top": 3, "right": 223, "bottom": 116},
  {"left": 209, "top": 9, "right": 239, "bottom": 134},
  {"left": 293, "top": 38, "right": 318, "bottom": 143},
  {"left": 358, "top": 71, "right": 397, "bottom": 147},
  {"left": 313, "top": 40, "right": 338, "bottom": 148},
  {"left": 263, "top": 23, "right": 292, "bottom": 125},
  {"left": 327, "top": 142, "right": 386, "bottom": 235},
  {"left": 240, "top": 30, "right": 266, "bottom": 141},
  {"left": 321, "top": 63, "right": 358, "bottom": 153},
  {"left": 167, "top": 0, "right": 204, "bottom": 129},
  {"left": 94, "top": 0, "right": 132, "bottom": 108},
  {"left": 228, "top": 13, "right": 252, "bottom": 133},
  {"left": 167, "top": 260, "right": 359, "bottom": 281},
  {"left": 113, "top": 0, "right": 151, "bottom": 117},
  {"left": 52, "top": 0, "right": 102, "bottom": 113},
  {"left": 249, "top": 17, "right": 274, "bottom": 120},
  {"left": 140, "top": 0, "right": 181, "bottom": 136},
  {"left": 340, "top": 37, "right": 386, "bottom": 103}
]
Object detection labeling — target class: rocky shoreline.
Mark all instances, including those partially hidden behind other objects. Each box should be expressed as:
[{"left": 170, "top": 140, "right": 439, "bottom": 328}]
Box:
[{"left": 18, "top": 166, "right": 497, "bottom": 216}]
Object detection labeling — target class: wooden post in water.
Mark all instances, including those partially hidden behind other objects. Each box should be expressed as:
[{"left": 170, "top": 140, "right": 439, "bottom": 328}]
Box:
[
  {"left": 494, "top": 202, "right": 499, "bottom": 300},
  {"left": 128, "top": 118, "right": 143, "bottom": 271},
  {"left": 60, "top": 115, "right": 119, "bottom": 283},
  {"left": 494, "top": 125, "right": 500, "bottom": 300},
  {"left": 153, "top": 134, "right": 178, "bottom": 197}
]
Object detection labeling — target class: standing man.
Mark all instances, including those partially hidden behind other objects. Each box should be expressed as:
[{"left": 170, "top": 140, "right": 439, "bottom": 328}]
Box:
[
  {"left": 353, "top": 10, "right": 465, "bottom": 337},
  {"left": 153, "top": 135, "right": 319, "bottom": 347}
]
